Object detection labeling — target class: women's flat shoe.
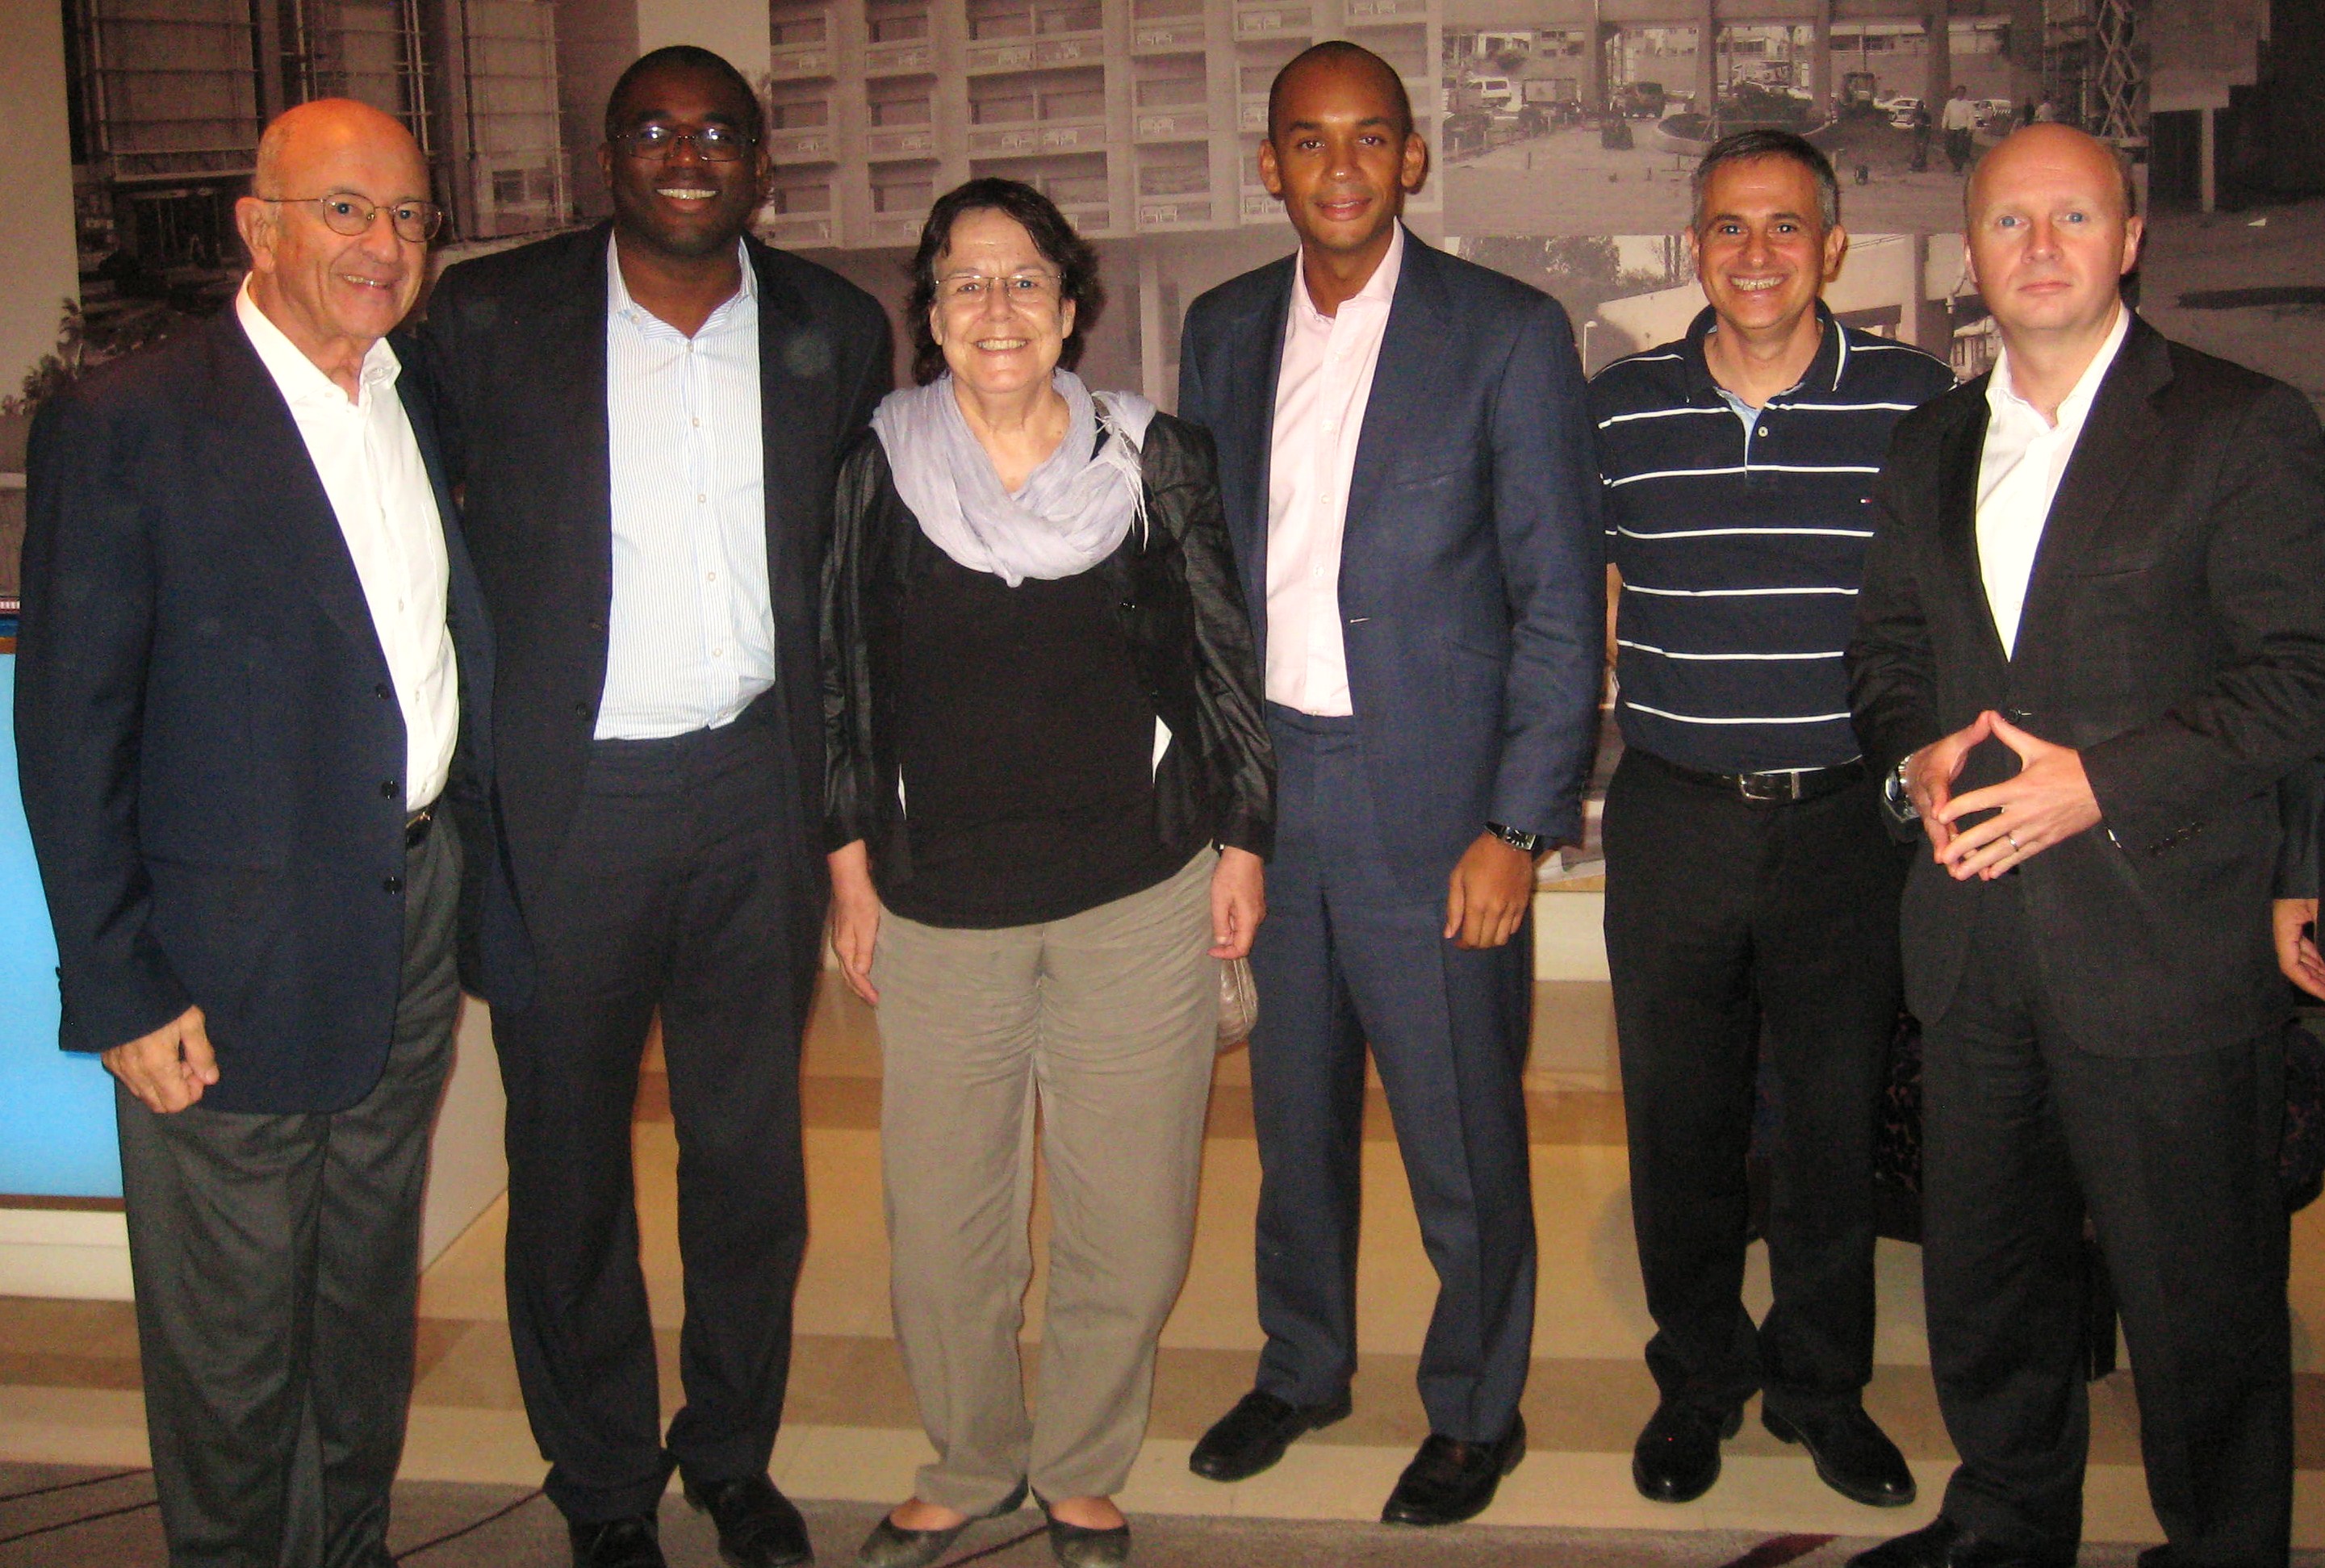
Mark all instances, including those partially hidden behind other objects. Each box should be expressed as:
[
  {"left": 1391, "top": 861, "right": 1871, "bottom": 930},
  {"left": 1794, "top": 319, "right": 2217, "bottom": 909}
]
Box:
[
  {"left": 1041, "top": 1504, "right": 1131, "bottom": 1568},
  {"left": 854, "top": 1481, "right": 1028, "bottom": 1568}
]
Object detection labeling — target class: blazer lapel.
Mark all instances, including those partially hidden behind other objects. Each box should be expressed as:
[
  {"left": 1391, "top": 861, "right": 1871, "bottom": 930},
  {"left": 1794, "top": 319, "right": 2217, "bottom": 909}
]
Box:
[
  {"left": 1344, "top": 228, "right": 1445, "bottom": 545},
  {"left": 748, "top": 239, "right": 816, "bottom": 603},
  {"left": 531, "top": 226, "right": 615, "bottom": 611},
  {"left": 204, "top": 314, "right": 387, "bottom": 674},
  {"left": 1215, "top": 259, "right": 1292, "bottom": 644},
  {"left": 2011, "top": 317, "right": 2172, "bottom": 658},
  {"left": 1932, "top": 383, "right": 2009, "bottom": 683}
]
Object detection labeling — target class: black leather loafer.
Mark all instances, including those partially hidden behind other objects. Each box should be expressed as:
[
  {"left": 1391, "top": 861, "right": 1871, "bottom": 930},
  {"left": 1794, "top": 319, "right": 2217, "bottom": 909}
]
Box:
[
  {"left": 854, "top": 1481, "right": 1028, "bottom": 1568},
  {"left": 1187, "top": 1386, "right": 1353, "bottom": 1482},
  {"left": 1041, "top": 1503, "right": 1131, "bottom": 1567},
  {"left": 682, "top": 1472, "right": 812, "bottom": 1567},
  {"left": 1764, "top": 1403, "right": 1917, "bottom": 1507},
  {"left": 1379, "top": 1414, "right": 1526, "bottom": 1526},
  {"left": 1631, "top": 1399, "right": 1742, "bottom": 1503},
  {"left": 569, "top": 1514, "right": 668, "bottom": 1568},
  {"left": 1846, "top": 1516, "right": 2080, "bottom": 1568}
]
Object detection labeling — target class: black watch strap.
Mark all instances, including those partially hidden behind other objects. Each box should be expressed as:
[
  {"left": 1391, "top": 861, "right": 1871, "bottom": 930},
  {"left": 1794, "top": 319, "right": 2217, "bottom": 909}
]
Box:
[{"left": 1487, "top": 821, "right": 1545, "bottom": 855}]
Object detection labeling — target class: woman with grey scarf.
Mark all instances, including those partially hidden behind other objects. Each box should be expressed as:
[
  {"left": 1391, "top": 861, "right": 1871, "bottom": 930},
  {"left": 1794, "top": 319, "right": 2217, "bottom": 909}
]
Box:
[{"left": 822, "top": 179, "right": 1273, "bottom": 1568}]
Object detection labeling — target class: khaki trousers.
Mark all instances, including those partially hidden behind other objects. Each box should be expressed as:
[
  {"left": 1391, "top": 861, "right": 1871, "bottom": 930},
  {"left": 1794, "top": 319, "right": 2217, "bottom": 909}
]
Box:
[{"left": 875, "top": 850, "right": 1219, "bottom": 1508}]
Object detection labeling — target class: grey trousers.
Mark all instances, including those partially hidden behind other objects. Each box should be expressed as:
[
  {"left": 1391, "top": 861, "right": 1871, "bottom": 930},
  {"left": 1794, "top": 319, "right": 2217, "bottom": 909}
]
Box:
[
  {"left": 875, "top": 851, "right": 1219, "bottom": 1509},
  {"left": 116, "top": 822, "right": 461, "bottom": 1568}
]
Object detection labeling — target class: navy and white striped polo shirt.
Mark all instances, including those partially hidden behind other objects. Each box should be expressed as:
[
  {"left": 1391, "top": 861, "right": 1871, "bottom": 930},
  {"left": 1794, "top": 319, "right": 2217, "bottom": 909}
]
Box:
[{"left": 1591, "top": 303, "right": 1955, "bottom": 774}]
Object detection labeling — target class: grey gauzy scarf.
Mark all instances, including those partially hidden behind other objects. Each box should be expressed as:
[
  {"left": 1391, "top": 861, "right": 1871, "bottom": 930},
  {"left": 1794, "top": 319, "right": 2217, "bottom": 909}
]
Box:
[{"left": 871, "top": 370, "right": 1156, "bottom": 587}]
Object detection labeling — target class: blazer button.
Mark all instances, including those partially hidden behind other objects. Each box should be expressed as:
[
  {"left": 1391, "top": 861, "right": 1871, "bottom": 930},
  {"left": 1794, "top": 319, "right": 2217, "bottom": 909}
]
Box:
[
  {"left": 381, "top": 780, "right": 399, "bottom": 798},
  {"left": 374, "top": 683, "right": 392, "bottom": 700},
  {"left": 1119, "top": 599, "right": 1137, "bottom": 611},
  {"left": 573, "top": 700, "right": 590, "bottom": 718},
  {"left": 383, "top": 876, "right": 404, "bottom": 895}
]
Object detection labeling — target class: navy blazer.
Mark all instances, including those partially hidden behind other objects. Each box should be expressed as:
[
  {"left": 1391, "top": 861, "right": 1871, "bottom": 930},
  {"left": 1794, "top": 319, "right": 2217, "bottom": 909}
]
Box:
[
  {"left": 15, "top": 308, "right": 496, "bottom": 1114},
  {"left": 1177, "top": 228, "right": 1604, "bottom": 895},
  {"left": 412, "top": 224, "right": 893, "bottom": 1010}
]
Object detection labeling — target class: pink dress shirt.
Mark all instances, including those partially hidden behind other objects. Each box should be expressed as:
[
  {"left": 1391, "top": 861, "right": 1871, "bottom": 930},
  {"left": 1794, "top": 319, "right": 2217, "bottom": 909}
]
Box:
[{"left": 1265, "top": 224, "right": 1406, "bottom": 717}]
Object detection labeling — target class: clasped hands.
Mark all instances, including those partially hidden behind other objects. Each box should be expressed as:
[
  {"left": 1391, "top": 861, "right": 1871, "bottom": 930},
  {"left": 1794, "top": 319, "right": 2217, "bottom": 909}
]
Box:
[{"left": 1904, "top": 709, "right": 2102, "bottom": 880}]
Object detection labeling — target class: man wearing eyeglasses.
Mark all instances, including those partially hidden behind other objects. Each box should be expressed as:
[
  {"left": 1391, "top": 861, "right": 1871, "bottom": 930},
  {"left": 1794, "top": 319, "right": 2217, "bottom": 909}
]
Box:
[
  {"left": 413, "top": 44, "right": 892, "bottom": 1568},
  {"left": 16, "top": 99, "right": 490, "bottom": 1566}
]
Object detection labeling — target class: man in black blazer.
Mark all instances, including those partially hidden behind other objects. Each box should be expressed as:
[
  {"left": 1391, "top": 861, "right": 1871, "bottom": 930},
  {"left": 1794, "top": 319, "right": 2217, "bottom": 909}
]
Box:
[
  {"left": 16, "top": 100, "right": 491, "bottom": 1566},
  {"left": 414, "top": 45, "right": 889, "bottom": 1568},
  {"left": 1176, "top": 42, "right": 1602, "bottom": 1527},
  {"left": 1847, "top": 124, "right": 2325, "bottom": 1568}
]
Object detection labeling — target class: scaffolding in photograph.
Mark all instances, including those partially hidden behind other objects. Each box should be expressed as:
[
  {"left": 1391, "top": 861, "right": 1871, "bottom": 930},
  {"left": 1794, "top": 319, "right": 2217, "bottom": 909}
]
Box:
[{"left": 70, "top": 0, "right": 265, "bottom": 182}]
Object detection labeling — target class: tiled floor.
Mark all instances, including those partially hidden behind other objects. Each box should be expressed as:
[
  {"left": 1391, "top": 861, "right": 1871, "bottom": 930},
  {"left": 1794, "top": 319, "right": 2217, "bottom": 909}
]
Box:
[{"left": 9, "top": 972, "right": 2325, "bottom": 1561}]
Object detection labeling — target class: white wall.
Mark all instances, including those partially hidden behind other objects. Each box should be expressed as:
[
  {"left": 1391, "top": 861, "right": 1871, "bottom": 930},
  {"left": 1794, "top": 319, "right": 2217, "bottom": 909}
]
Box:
[{"left": 0, "top": 0, "right": 79, "bottom": 403}]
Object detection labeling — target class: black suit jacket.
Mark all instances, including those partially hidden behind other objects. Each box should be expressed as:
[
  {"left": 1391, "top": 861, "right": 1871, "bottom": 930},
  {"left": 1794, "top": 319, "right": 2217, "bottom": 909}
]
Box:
[
  {"left": 14, "top": 309, "right": 496, "bottom": 1114},
  {"left": 1176, "top": 229, "right": 1603, "bottom": 897},
  {"left": 1849, "top": 315, "right": 2325, "bottom": 1054},
  {"left": 413, "top": 224, "right": 893, "bottom": 1007}
]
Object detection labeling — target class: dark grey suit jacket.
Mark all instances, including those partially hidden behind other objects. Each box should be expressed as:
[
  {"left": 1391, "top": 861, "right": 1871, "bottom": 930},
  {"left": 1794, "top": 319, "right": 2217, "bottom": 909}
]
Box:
[
  {"left": 1176, "top": 228, "right": 1604, "bottom": 898},
  {"left": 1849, "top": 314, "right": 2325, "bottom": 1054},
  {"left": 412, "top": 223, "right": 893, "bottom": 1008}
]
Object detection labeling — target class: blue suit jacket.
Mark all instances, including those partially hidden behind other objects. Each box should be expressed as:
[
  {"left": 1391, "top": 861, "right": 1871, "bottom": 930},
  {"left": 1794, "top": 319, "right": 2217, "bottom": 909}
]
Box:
[
  {"left": 1176, "top": 228, "right": 1603, "bottom": 895},
  {"left": 15, "top": 309, "right": 496, "bottom": 1114}
]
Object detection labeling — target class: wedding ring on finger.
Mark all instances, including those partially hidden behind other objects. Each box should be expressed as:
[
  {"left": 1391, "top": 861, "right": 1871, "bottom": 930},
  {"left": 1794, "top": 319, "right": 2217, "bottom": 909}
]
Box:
[{"left": 2005, "top": 831, "right": 2022, "bottom": 851}]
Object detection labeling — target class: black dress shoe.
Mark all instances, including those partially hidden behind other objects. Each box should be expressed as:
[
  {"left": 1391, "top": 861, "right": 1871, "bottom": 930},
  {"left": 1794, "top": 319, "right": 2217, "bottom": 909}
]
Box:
[
  {"left": 1631, "top": 1399, "right": 1742, "bottom": 1504},
  {"left": 1847, "top": 1516, "right": 2079, "bottom": 1568},
  {"left": 569, "top": 1515, "right": 668, "bottom": 1568},
  {"left": 1379, "top": 1414, "right": 1526, "bottom": 1526},
  {"left": 1763, "top": 1403, "right": 1917, "bottom": 1507},
  {"left": 855, "top": 1482, "right": 1027, "bottom": 1568},
  {"left": 1188, "top": 1386, "right": 1353, "bottom": 1481},
  {"left": 683, "top": 1472, "right": 813, "bottom": 1567}
]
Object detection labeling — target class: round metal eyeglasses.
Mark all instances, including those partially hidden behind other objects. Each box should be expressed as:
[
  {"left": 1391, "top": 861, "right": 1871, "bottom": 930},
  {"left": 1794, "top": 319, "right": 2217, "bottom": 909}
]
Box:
[{"left": 256, "top": 194, "right": 445, "bottom": 243}]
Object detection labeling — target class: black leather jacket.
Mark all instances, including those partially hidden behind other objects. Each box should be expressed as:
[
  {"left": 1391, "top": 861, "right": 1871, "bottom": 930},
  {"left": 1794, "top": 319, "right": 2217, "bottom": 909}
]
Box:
[{"left": 822, "top": 409, "right": 1274, "bottom": 893}]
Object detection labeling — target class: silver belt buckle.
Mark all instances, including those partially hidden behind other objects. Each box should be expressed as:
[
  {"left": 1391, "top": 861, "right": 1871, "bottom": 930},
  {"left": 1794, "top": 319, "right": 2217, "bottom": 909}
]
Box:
[{"left": 1737, "top": 771, "right": 1800, "bottom": 805}]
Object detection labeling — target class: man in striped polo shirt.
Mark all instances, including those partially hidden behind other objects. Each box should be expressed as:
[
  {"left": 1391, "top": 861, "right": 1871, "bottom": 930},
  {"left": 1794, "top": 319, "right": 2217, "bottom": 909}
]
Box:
[{"left": 1591, "top": 130, "right": 1955, "bottom": 1510}]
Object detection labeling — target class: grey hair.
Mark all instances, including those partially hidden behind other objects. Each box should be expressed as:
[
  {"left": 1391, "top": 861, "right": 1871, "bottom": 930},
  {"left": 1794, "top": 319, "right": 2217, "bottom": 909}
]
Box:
[{"left": 1691, "top": 129, "right": 1841, "bottom": 232}]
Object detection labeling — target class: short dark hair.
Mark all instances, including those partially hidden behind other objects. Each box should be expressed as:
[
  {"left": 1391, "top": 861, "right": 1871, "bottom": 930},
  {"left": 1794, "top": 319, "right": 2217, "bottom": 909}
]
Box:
[
  {"left": 904, "top": 178, "right": 1103, "bottom": 387},
  {"left": 1267, "top": 40, "right": 1415, "bottom": 145},
  {"left": 604, "top": 45, "right": 765, "bottom": 144},
  {"left": 1692, "top": 129, "right": 1842, "bottom": 232}
]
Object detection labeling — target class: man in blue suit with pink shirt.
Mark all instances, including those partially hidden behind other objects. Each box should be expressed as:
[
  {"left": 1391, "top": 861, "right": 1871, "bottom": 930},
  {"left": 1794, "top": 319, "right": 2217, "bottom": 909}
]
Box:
[{"left": 1175, "top": 39, "right": 1603, "bottom": 1529}]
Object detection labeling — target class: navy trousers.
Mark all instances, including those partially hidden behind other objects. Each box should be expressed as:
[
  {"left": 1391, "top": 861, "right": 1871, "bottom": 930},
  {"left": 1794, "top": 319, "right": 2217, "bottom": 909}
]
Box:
[{"left": 1246, "top": 705, "right": 1537, "bottom": 1444}]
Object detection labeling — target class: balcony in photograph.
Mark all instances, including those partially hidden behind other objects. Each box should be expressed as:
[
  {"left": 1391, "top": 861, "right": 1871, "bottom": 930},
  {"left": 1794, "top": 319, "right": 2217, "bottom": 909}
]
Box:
[
  {"left": 967, "top": 68, "right": 1108, "bottom": 157},
  {"left": 966, "top": 0, "right": 1104, "bottom": 71},
  {"left": 769, "top": 2, "right": 833, "bottom": 79},
  {"left": 1132, "top": 57, "right": 1211, "bottom": 140},
  {"left": 865, "top": 0, "right": 935, "bottom": 74},
  {"left": 1233, "top": 4, "right": 1312, "bottom": 42},
  {"left": 1131, "top": 0, "right": 1206, "bottom": 52},
  {"left": 865, "top": 77, "right": 937, "bottom": 159}
]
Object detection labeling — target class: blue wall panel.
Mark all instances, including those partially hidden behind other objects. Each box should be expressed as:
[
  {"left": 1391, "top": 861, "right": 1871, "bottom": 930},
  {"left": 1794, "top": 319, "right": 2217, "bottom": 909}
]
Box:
[{"left": 0, "top": 655, "right": 122, "bottom": 1197}]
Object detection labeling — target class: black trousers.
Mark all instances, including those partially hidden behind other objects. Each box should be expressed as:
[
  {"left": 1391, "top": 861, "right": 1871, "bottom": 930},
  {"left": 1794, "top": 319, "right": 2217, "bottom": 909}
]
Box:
[
  {"left": 495, "top": 700, "right": 822, "bottom": 1524},
  {"left": 1921, "top": 885, "right": 2291, "bottom": 1565},
  {"left": 1247, "top": 708, "right": 1537, "bottom": 1444},
  {"left": 1603, "top": 749, "right": 1908, "bottom": 1420},
  {"left": 118, "top": 820, "right": 461, "bottom": 1568}
]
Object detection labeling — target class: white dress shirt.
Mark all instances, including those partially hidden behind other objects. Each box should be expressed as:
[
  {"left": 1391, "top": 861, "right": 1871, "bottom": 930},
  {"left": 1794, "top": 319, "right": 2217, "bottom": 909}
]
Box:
[
  {"left": 235, "top": 280, "right": 457, "bottom": 809},
  {"left": 1942, "top": 96, "right": 1979, "bottom": 132},
  {"left": 1976, "top": 302, "right": 2131, "bottom": 656},
  {"left": 1265, "top": 223, "right": 1405, "bottom": 717},
  {"left": 599, "top": 237, "right": 773, "bottom": 740}
]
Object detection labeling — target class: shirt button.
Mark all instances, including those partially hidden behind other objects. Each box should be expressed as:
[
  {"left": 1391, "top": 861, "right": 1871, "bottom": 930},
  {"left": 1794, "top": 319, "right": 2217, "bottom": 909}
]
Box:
[
  {"left": 696, "top": 494, "right": 708, "bottom": 504},
  {"left": 706, "top": 571, "right": 717, "bottom": 583},
  {"left": 713, "top": 646, "right": 726, "bottom": 658},
  {"left": 692, "top": 416, "right": 700, "bottom": 428}
]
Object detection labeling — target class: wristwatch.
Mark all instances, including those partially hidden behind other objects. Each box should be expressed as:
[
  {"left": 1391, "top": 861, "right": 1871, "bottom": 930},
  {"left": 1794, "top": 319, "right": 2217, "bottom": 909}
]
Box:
[
  {"left": 1881, "top": 757, "right": 1919, "bottom": 826},
  {"left": 1487, "top": 821, "right": 1545, "bottom": 855}
]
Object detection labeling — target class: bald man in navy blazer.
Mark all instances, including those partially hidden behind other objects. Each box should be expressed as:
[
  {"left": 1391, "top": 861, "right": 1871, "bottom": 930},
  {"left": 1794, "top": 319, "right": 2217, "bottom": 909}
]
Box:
[{"left": 1176, "top": 42, "right": 1602, "bottom": 1528}]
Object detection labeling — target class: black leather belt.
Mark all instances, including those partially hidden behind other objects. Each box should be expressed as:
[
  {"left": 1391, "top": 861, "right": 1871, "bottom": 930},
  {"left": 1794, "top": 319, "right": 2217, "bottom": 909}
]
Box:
[
  {"left": 405, "top": 807, "right": 435, "bottom": 848},
  {"left": 1639, "top": 751, "right": 1870, "bottom": 805}
]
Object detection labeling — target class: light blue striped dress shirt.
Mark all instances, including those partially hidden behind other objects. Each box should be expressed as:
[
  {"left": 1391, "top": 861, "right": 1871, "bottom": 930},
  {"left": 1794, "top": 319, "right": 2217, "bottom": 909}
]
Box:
[{"left": 598, "top": 236, "right": 774, "bottom": 740}]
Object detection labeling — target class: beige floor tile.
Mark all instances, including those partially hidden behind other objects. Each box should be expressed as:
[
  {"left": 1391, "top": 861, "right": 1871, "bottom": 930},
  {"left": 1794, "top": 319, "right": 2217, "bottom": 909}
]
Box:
[
  {"left": 399, "top": 1405, "right": 550, "bottom": 1487},
  {"left": 0, "top": 1386, "right": 148, "bottom": 1468}
]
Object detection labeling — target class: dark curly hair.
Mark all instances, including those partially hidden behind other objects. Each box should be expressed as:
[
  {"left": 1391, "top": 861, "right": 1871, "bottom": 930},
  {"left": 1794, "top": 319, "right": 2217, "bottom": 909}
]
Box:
[{"left": 904, "top": 178, "right": 1103, "bottom": 387}]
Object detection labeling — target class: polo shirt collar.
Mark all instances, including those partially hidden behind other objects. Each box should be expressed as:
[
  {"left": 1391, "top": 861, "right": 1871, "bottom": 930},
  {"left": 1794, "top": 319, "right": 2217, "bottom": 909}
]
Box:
[{"left": 1681, "top": 298, "right": 1844, "bottom": 405}]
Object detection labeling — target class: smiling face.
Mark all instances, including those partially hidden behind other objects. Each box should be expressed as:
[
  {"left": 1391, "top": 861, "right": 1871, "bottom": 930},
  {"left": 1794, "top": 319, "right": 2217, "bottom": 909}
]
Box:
[
  {"left": 600, "top": 62, "right": 767, "bottom": 261},
  {"left": 236, "top": 99, "right": 431, "bottom": 363},
  {"left": 1691, "top": 153, "right": 1846, "bottom": 345},
  {"left": 1260, "top": 53, "right": 1427, "bottom": 266},
  {"left": 1965, "top": 125, "right": 2141, "bottom": 346},
  {"left": 929, "top": 207, "right": 1074, "bottom": 402}
]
